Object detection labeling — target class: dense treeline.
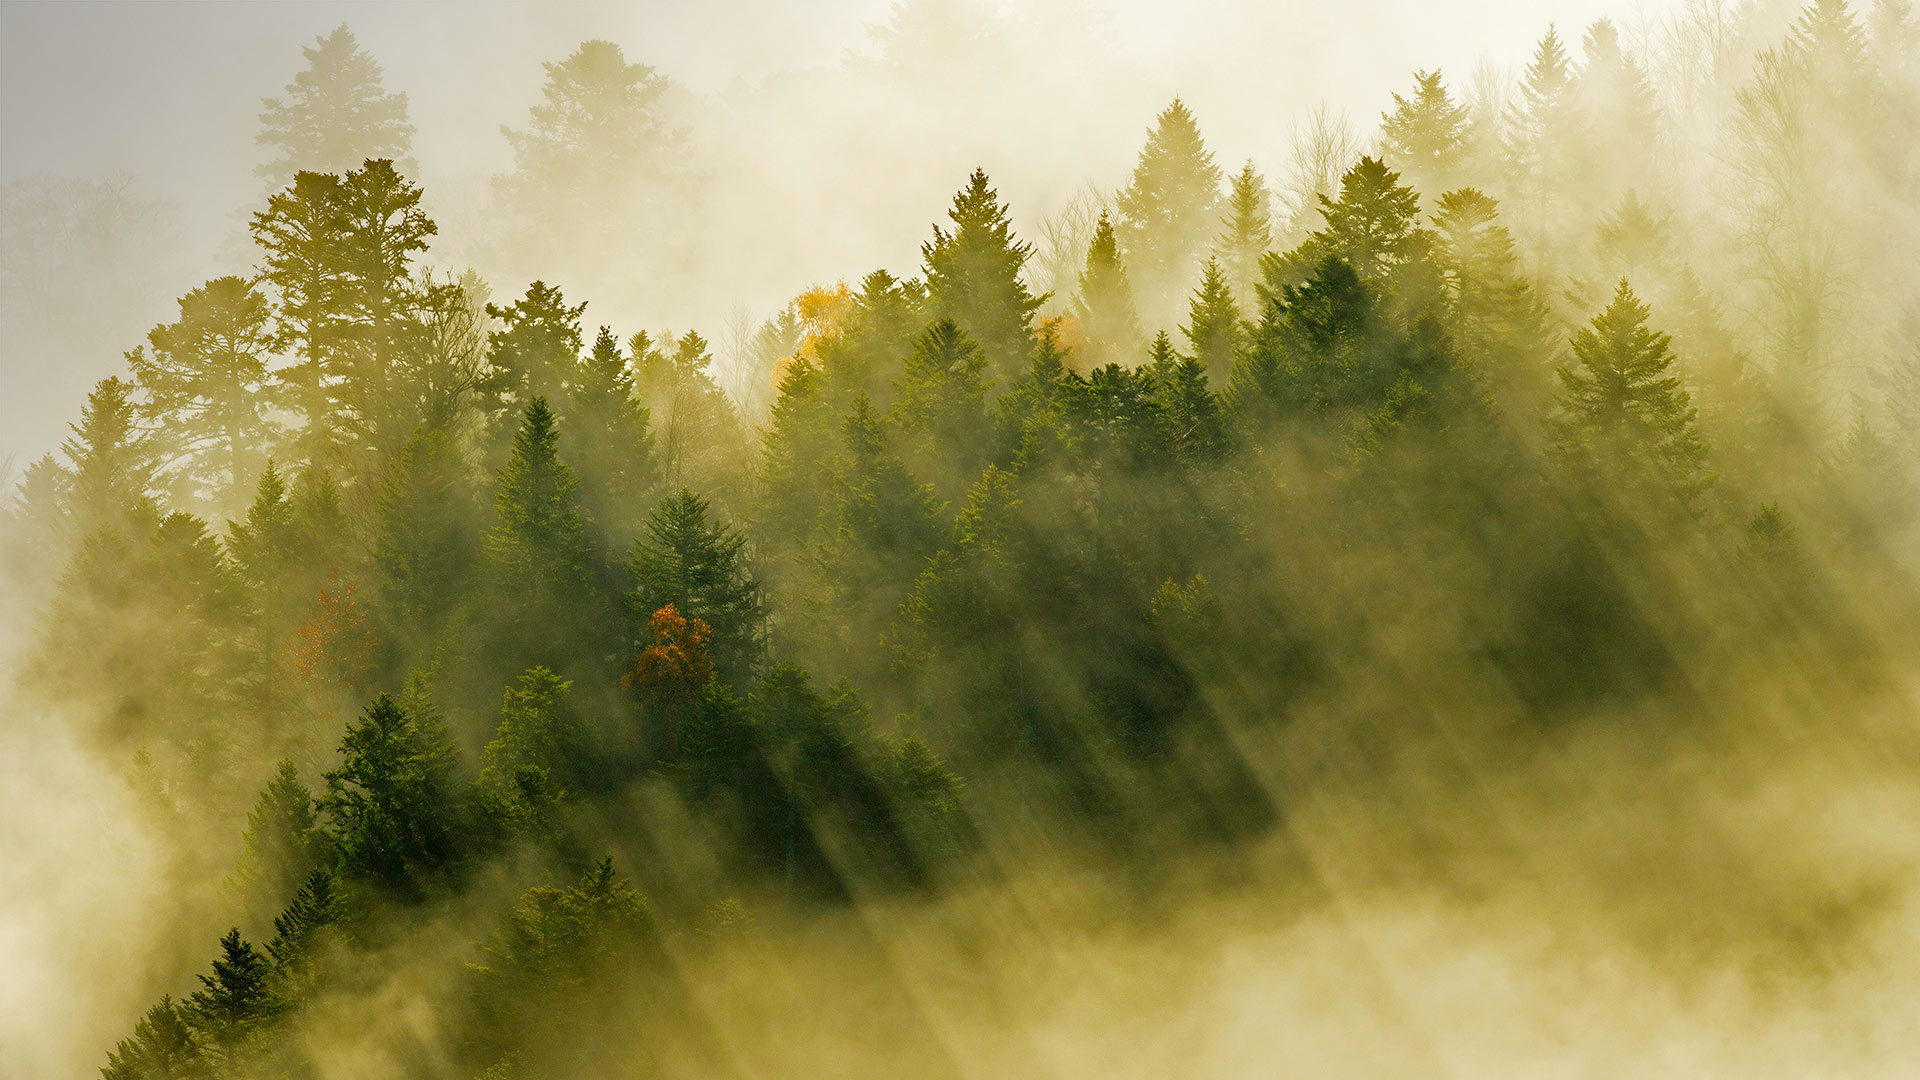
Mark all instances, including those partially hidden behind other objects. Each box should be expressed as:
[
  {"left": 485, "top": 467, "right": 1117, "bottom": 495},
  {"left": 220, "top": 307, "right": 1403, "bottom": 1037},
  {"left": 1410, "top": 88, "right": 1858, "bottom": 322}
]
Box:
[{"left": 12, "top": 3, "right": 1920, "bottom": 1076}]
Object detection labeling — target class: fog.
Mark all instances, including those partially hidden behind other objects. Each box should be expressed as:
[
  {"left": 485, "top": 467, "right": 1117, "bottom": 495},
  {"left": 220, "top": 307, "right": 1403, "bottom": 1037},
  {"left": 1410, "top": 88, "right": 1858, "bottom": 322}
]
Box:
[{"left": 14, "top": 0, "right": 1920, "bottom": 1077}]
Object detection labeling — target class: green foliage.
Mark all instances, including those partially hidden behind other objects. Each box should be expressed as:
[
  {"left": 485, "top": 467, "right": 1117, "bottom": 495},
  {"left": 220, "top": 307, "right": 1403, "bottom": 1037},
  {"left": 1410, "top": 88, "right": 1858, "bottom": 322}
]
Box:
[
  {"left": 132, "top": 276, "right": 278, "bottom": 504},
  {"left": 1073, "top": 210, "right": 1143, "bottom": 367},
  {"left": 629, "top": 489, "right": 766, "bottom": 685},
  {"left": 320, "top": 691, "right": 468, "bottom": 899},
  {"left": 1115, "top": 99, "right": 1224, "bottom": 325},
  {"left": 100, "top": 996, "right": 206, "bottom": 1080},
  {"left": 227, "top": 758, "right": 326, "bottom": 917},
  {"left": 1551, "top": 280, "right": 1712, "bottom": 510},
  {"left": 923, "top": 169, "right": 1043, "bottom": 387}
]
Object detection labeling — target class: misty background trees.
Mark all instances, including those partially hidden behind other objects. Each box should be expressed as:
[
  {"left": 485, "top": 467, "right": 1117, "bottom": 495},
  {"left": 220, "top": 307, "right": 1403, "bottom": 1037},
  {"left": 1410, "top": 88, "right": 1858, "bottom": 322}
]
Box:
[{"left": 16, "top": 0, "right": 1920, "bottom": 1076}]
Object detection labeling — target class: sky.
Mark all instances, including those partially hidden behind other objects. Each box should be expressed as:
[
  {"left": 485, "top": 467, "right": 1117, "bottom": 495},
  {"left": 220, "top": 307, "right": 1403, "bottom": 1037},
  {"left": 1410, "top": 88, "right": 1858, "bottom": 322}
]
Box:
[{"left": 0, "top": 0, "right": 1683, "bottom": 473}]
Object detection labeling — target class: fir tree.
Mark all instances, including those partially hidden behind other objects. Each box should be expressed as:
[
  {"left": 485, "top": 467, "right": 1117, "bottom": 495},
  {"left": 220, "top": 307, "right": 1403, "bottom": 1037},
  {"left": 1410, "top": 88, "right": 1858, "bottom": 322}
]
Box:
[
  {"left": 372, "top": 425, "right": 479, "bottom": 654},
  {"left": 481, "top": 666, "right": 581, "bottom": 792},
  {"left": 1072, "top": 211, "right": 1143, "bottom": 368},
  {"left": 1182, "top": 258, "right": 1244, "bottom": 383},
  {"left": 61, "top": 376, "right": 158, "bottom": 543},
  {"left": 265, "top": 867, "right": 345, "bottom": 992},
  {"left": 321, "top": 691, "right": 467, "bottom": 898},
  {"left": 1380, "top": 69, "right": 1471, "bottom": 206},
  {"left": 227, "top": 758, "right": 325, "bottom": 916},
  {"left": 891, "top": 318, "right": 991, "bottom": 501},
  {"left": 488, "top": 398, "right": 593, "bottom": 615},
  {"left": 485, "top": 281, "right": 587, "bottom": 418},
  {"left": 1551, "top": 280, "right": 1712, "bottom": 507},
  {"left": 1115, "top": 99, "right": 1224, "bottom": 327},
  {"left": 923, "top": 169, "right": 1043, "bottom": 388},
  {"left": 1147, "top": 331, "right": 1229, "bottom": 465},
  {"left": 1215, "top": 161, "right": 1272, "bottom": 309},
  {"left": 185, "top": 929, "right": 284, "bottom": 1058},
  {"left": 100, "top": 996, "right": 206, "bottom": 1080},
  {"left": 629, "top": 490, "right": 767, "bottom": 686},
  {"left": 566, "top": 326, "right": 657, "bottom": 544},
  {"left": 257, "top": 24, "right": 414, "bottom": 188}
]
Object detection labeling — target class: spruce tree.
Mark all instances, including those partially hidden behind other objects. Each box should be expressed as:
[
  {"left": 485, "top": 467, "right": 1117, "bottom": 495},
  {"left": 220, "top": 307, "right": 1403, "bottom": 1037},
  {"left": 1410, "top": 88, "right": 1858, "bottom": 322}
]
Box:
[
  {"left": 566, "top": 326, "right": 658, "bottom": 544},
  {"left": 1505, "top": 26, "right": 1585, "bottom": 273},
  {"left": 1578, "top": 20, "right": 1662, "bottom": 207},
  {"left": 1147, "top": 331, "right": 1228, "bottom": 465},
  {"left": 485, "top": 281, "right": 587, "bottom": 418},
  {"left": 101, "top": 996, "right": 205, "bottom": 1080},
  {"left": 132, "top": 276, "right": 277, "bottom": 503},
  {"left": 257, "top": 24, "right": 414, "bottom": 188},
  {"left": 1182, "top": 259, "right": 1244, "bottom": 384},
  {"left": 1072, "top": 211, "right": 1143, "bottom": 368},
  {"left": 185, "top": 930, "right": 284, "bottom": 1057},
  {"left": 480, "top": 666, "right": 582, "bottom": 792},
  {"left": 1215, "top": 161, "right": 1272, "bottom": 309},
  {"left": 891, "top": 318, "right": 991, "bottom": 501},
  {"left": 1551, "top": 280, "right": 1712, "bottom": 507},
  {"left": 629, "top": 490, "right": 767, "bottom": 686},
  {"left": 488, "top": 398, "right": 593, "bottom": 615},
  {"left": 321, "top": 691, "right": 466, "bottom": 897},
  {"left": 372, "top": 425, "right": 479, "bottom": 654},
  {"left": 266, "top": 867, "right": 345, "bottom": 992},
  {"left": 1380, "top": 69, "right": 1470, "bottom": 208},
  {"left": 227, "top": 758, "right": 325, "bottom": 916},
  {"left": 1433, "top": 188, "right": 1555, "bottom": 408},
  {"left": 1115, "top": 99, "right": 1224, "bottom": 327},
  {"left": 922, "top": 169, "right": 1043, "bottom": 388},
  {"left": 60, "top": 376, "right": 158, "bottom": 542}
]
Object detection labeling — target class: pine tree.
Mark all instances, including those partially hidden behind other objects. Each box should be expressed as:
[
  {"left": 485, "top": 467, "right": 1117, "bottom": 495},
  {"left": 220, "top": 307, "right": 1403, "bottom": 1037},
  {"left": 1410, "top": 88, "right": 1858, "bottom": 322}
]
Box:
[
  {"left": 1505, "top": 26, "right": 1584, "bottom": 273},
  {"left": 257, "top": 24, "right": 414, "bottom": 188},
  {"left": 1380, "top": 69, "right": 1471, "bottom": 207},
  {"left": 481, "top": 666, "right": 581, "bottom": 792},
  {"left": 891, "top": 318, "right": 991, "bottom": 501},
  {"left": 372, "top": 425, "right": 479, "bottom": 654},
  {"left": 1578, "top": 20, "right": 1662, "bottom": 207},
  {"left": 1551, "top": 280, "right": 1711, "bottom": 507},
  {"left": 185, "top": 929, "right": 284, "bottom": 1057},
  {"left": 252, "top": 170, "right": 349, "bottom": 464},
  {"left": 1215, "top": 161, "right": 1272, "bottom": 309},
  {"left": 1072, "top": 211, "right": 1143, "bottom": 368},
  {"left": 498, "top": 40, "right": 676, "bottom": 206},
  {"left": 132, "top": 276, "right": 277, "bottom": 503},
  {"left": 227, "top": 758, "right": 325, "bottom": 916},
  {"left": 101, "top": 996, "right": 206, "bottom": 1080},
  {"left": 923, "top": 169, "right": 1043, "bottom": 388},
  {"left": 488, "top": 398, "right": 593, "bottom": 614},
  {"left": 565, "top": 326, "right": 657, "bottom": 544},
  {"left": 1115, "top": 99, "right": 1224, "bottom": 327},
  {"left": 486, "top": 281, "right": 587, "bottom": 418},
  {"left": 321, "top": 691, "right": 466, "bottom": 897},
  {"left": 1147, "top": 331, "right": 1228, "bottom": 464},
  {"left": 1433, "top": 188, "right": 1555, "bottom": 408},
  {"left": 629, "top": 490, "right": 767, "bottom": 686},
  {"left": 61, "top": 376, "right": 158, "bottom": 542},
  {"left": 1182, "top": 258, "right": 1244, "bottom": 383},
  {"left": 265, "top": 867, "right": 344, "bottom": 992},
  {"left": 332, "top": 159, "right": 437, "bottom": 464}
]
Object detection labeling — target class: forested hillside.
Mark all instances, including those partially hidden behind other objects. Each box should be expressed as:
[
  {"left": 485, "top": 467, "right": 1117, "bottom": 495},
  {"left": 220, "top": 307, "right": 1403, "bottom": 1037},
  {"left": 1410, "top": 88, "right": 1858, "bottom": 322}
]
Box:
[{"left": 14, "top": 2, "right": 1920, "bottom": 1076}]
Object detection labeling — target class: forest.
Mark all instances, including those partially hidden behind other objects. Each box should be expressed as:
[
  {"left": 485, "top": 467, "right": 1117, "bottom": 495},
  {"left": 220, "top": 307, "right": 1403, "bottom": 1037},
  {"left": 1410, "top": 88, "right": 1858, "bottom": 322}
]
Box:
[{"left": 11, "top": 0, "right": 1920, "bottom": 1076}]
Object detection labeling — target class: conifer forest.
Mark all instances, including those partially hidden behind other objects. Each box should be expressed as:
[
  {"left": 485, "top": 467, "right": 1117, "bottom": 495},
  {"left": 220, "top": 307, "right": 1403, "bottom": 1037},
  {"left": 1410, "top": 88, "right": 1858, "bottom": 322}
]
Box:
[{"left": 15, "top": 1, "right": 1920, "bottom": 1075}]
